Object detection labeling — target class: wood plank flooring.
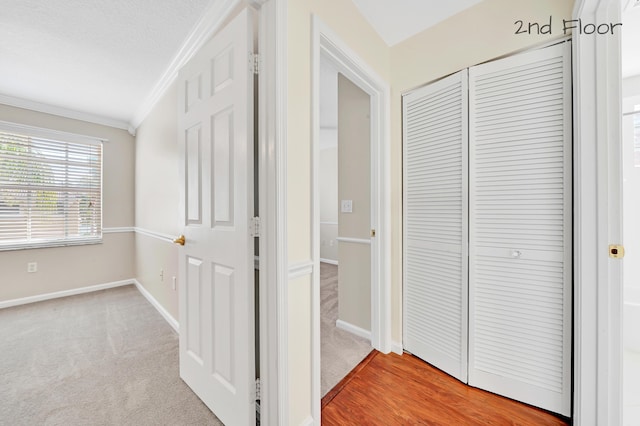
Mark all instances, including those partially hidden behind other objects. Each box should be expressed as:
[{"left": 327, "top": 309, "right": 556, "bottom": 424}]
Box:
[{"left": 321, "top": 351, "right": 569, "bottom": 425}]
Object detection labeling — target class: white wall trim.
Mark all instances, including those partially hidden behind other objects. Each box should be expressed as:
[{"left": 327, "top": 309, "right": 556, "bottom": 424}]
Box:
[
  {"left": 130, "top": 0, "right": 241, "bottom": 130},
  {"left": 270, "top": 0, "right": 288, "bottom": 423},
  {"left": 336, "top": 319, "right": 371, "bottom": 341},
  {"left": 301, "top": 416, "right": 314, "bottom": 426},
  {"left": 0, "top": 279, "right": 134, "bottom": 310},
  {"left": 390, "top": 341, "right": 403, "bottom": 355},
  {"left": 133, "top": 279, "right": 179, "bottom": 333},
  {"left": 573, "top": 1, "right": 622, "bottom": 425},
  {"left": 311, "top": 14, "right": 393, "bottom": 426},
  {"left": 288, "top": 261, "right": 314, "bottom": 280},
  {"left": 336, "top": 236, "right": 371, "bottom": 245},
  {"left": 319, "top": 221, "right": 338, "bottom": 226},
  {"left": 103, "top": 227, "right": 135, "bottom": 234},
  {"left": 256, "top": 2, "right": 284, "bottom": 423},
  {"left": 134, "top": 227, "right": 175, "bottom": 243},
  {"left": 0, "top": 93, "right": 131, "bottom": 132},
  {"left": 319, "top": 258, "right": 338, "bottom": 266}
]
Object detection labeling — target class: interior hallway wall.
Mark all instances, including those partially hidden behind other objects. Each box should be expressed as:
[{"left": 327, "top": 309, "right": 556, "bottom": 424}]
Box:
[
  {"left": 320, "top": 62, "right": 339, "bottom": 263},
  {"left": 134, "top": 81, "right": 180, "bottom": 321},
  {"left": 320, "top": 143, "right": 338, "bottom": 262},
  {"left": 0, "top": 104, "right": 135, "bottom": 302},
  {"left": 389, "top": 0, "right": 576, "bottom": 343},
  {"left": 337, "top": 73, "right": 371, "bottom": 333},
  {"left": 286, "top": 0, "right": 575, "bottom": 423},
  {"left": 622, "top": 74, "right": 640, "bottom": 292},
  {"left": 286, "top": 0, "right": 390, "bottom": 423}
]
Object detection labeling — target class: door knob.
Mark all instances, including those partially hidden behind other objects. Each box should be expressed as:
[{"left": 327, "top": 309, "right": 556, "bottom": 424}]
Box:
[{"left": 173, "top": 235, "right": 186, "bottom": 246}]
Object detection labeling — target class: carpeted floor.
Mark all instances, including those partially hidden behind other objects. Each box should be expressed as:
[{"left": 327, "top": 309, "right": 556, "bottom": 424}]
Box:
[
  {"left": 0, "top": 285, "right": 222, "bottom": 426},
  {"left": 320, "top": 262, "right": 373, "bottom": 396}
]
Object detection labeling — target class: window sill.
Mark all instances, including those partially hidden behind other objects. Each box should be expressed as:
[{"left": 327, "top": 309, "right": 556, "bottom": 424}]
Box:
[{"left": 0, "top": 238, "right": 103, "bottom": 252}]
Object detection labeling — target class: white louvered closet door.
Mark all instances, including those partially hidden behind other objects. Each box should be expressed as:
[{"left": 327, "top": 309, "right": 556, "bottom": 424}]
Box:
[
  {"left": 468, "top": 43, "right": 572, "bottom": 416},
  {"left": 403, "top": 70, "right": 469, "bottom": 382}
]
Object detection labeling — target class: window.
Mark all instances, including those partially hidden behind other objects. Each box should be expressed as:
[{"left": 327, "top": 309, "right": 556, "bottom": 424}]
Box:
[{"left": 0, "top": 121, "right": 103, "bottom": 250}]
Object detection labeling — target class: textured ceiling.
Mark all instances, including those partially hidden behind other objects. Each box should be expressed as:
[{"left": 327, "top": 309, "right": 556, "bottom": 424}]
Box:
[
  {"left": 351, "top": 0, "right": 484, "bottom": 46},
  {"left": 0, "top": 0, "right": 212, "bottom": 127}
]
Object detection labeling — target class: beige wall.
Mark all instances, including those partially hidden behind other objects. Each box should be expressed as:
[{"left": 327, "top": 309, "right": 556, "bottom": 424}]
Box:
[
  {"left": 320, "top": 145, "right": 338, "bottom": 262},
  {"left": 286, "top": 0, "right": 390, "bottom": 423},
  {"left": 337, "top": 74, "right": 371, "bottom": 332},
  {"left": 388, "top": 0, "right": 576, "bottom": 341},
  {"left": 286, "top": 0, "right": 575, "bottom": 422},
  {"left": 0, "top": 104, "right": 135, "bottom": 301},
  {"left": 623, "top": 76, "right": 640, "bottom": 293},
  {"left": 134, "top": 81, "right": 180, "bottom": 320}
]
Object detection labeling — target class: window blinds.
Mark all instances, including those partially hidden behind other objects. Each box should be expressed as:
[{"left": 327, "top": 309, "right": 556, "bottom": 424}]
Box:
[{"left": 0, "top": 124, "right": 102, "bottom": 250}]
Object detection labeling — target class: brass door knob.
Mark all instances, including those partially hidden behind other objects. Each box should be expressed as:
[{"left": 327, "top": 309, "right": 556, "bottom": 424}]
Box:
[{"left": 173, "top": 235, "right": 186, "bottom": 246}]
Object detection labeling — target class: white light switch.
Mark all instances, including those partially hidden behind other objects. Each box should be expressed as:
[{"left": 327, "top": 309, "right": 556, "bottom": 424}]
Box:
[{"left": 341, "top": 200, "right": 353, "bottom": 213}]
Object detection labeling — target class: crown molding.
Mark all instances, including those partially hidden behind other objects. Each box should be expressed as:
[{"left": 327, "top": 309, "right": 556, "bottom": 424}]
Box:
[
  {"left": 130, "top": 0, "right": 242, "bottom": 130},
  {"left": 0, "top": 93, "right": 131, "bottom": 132}
]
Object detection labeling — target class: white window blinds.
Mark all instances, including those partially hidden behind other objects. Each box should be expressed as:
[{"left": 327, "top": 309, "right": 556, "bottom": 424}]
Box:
[{"left": 0, "top": 122, "right": 102, "bottom": 250}]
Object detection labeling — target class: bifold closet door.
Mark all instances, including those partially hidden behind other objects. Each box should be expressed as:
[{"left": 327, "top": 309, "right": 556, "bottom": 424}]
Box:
[
  {"left": 468, "top": 43, "right": 572, "bottom": 416},
  {"left": 403, "top": 70, "right": 469, "bottom": 382}
]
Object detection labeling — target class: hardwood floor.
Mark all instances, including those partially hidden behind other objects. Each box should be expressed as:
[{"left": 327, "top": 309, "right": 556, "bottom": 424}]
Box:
[{"left": 321, "top": 351, "right": 569, "bottom": 425}]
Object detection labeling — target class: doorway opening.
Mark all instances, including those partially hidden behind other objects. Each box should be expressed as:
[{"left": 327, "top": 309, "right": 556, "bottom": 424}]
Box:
[
  {"left": 318, "top": 58, "right": 373, "bottom": 397},
  {"left": 621, "top": 3, "right": 640, "bottom": 424},
  {"left": 311, "top": 14, "right": 393, "bottom": 421}
]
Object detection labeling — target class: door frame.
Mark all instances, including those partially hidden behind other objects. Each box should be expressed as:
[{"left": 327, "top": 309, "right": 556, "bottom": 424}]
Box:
[
  {"left": 310, "top": 13, "right": 393, "bottom": 423},
  {"left": 254, "top": 0, "right": 287, "bottom": 425},
  {"left": 572, "top": 0, "right": 623, "bottom": 424}
]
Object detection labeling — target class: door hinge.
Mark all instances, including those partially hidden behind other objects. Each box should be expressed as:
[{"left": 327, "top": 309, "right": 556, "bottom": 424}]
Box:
[
  {"left": 250, "top": 217, "right": 261, "bottom": 237},
  {"left": 255, "top": 378, "right": 261, "bottom": 401},
  {"left": 250, "top": 53, "right": 260, "bottom": 75}
]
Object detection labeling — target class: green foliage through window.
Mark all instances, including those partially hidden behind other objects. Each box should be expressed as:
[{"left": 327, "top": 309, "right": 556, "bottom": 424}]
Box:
[{"left": 0, "top": 126, "right": 102, "bottom": 249}]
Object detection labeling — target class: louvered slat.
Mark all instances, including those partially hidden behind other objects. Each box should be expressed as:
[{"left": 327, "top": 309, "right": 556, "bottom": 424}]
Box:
[
  {"left": 468, "top": 43, "right": 572, "bottom": 416},
  {"left": 403, "top": 70, "right": 468, "bottom": 382}
]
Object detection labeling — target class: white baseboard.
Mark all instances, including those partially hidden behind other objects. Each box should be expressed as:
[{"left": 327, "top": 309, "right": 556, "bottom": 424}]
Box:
[
  {"left": 133, "top": 279, "right": 179, "bottom": 333},
  {"left": 0, "top": 279, "right": 134, "bottom": 309},
  {"left": 336, "top": 319, "right": 371, "bottom": 341},
  {"left": 0, "top": 278, "right": 180, "bottom": 335},
  {"left": 319, "top": 258, "right": 338, "bottom": 266},
  {"left": 391, "top": 341, "right": 403, "bottom": 355},
  {"left": 301, "top": 415, "right": 314, "bottom": 426}
]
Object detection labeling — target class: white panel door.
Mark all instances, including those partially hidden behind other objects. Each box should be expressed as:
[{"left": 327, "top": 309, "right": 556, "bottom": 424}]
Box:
[
  {"left": 468, "top": 43, "right": 572, "bottom": 416},
  {"left": 177, "top": 8, "right": 256, "bottom": 426},
  {"left": 403, "top": 70, "right": 469, "bottom": 382}
]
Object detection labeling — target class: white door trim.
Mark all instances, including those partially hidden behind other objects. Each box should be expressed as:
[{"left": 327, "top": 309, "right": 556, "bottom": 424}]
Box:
[
  {"left": 311, "top": 14, "right": 393, "bottom": 425},
  {"left": 572, "top": 0, "right": 622, "bottom": 424},
  {"left": 257, "top": 0, "right": 287, "bottom": 425}
]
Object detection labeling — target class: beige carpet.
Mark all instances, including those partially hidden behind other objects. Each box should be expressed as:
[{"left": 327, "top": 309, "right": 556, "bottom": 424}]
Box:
[
  {"left": 320, "top": 262, "right": 372, "bottom": 396},
  {"left": 0, "top": 285, "right": 222, "bottom": 426}
]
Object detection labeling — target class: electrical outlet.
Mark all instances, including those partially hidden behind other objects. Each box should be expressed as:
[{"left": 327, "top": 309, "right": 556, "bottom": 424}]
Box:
[
  {"left": 160, "top": 269, "right": 164, "bottom": 282},
  {"left": 341, "top": 199, "right": 353, "bottom": 213},
  {"left": 27, "top": 262, "right": 37, "bottom": 273},
  {"left": 172, "top": 276, "right": 177, "bottom": 291}
]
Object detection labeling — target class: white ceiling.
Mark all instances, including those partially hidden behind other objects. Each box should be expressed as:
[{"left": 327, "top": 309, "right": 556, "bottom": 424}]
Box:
[
  {"left": 0, "top": 0, "right": 213, "bottom": 128},
  {"left": 622, "top": 1, "right": 640, "bottom": 78},
  {"left": 351, "top": 0, "right": 484, "bottom": 46},
  {"left": 2, "top": 0, "right": 636, "bottom": 132}
]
